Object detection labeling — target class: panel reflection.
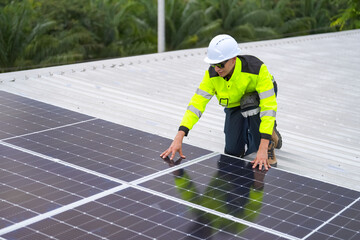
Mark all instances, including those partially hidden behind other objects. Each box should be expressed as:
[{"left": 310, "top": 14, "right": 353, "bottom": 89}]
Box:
[
  {"left": 155, "top": 153, "right": 357, "bottom": 239},
  {"left": 162, "top": 155, "right": 268, "bottom": 238}
]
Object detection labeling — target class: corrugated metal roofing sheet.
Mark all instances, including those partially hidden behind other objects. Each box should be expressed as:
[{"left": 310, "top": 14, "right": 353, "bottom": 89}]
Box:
[{"left": 1, "top": 29, "right": 360, "bottom": 191}]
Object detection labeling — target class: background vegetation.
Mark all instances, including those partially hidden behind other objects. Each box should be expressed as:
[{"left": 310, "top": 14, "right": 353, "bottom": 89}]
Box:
[{"left": 0, "top": 0, "right": 359, "bottom": 72}]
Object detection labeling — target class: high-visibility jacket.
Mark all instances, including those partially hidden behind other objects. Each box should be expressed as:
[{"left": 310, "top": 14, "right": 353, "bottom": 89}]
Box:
[{"left": 179, "top": 55, "right": 277, "bottom": 139}]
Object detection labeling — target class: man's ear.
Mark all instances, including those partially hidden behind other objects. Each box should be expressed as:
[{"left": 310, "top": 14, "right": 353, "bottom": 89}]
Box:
[{"left": 232, "top": 57, "right": 237, "bottom": 64}]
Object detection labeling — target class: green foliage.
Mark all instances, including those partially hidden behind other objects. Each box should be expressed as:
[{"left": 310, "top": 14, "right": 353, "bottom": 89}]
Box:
[
  {"left": 0, "top": 1, "right": 40, "bottom": 69},
  {"left": 331, "top": 0, "right": 360, "bottom": 30},
  {"left": 0, "top": 0, "right": 355, "bottom": 72}
]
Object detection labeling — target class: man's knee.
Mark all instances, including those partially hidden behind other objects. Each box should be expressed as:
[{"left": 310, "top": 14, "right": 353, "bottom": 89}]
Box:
[{"left": 224, "top": 147, "right": 245, "bottom": 158}]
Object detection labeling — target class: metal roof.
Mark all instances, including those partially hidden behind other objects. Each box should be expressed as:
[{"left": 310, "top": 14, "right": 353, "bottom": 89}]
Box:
[{"left": 1, "top": 29, "right": 360, "bottom": 191}]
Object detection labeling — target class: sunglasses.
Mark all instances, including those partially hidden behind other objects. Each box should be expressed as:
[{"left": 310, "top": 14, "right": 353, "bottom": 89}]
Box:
[{"left": 210, "top": 59, "right": 229, "bottom": 69}]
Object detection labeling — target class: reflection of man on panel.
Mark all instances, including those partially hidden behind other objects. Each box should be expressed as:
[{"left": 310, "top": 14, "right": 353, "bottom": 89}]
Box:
[{"left": 165, "top": 155, "right": 265, "bottom": 238}]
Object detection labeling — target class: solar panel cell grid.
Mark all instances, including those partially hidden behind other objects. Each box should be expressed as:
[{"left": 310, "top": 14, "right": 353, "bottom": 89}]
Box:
[
  {"left": 0, "top": 144, "right": 121, "bottom": 227},
  {"left": 5, "top": 119, "right": 211, "bottom": 182},
  {"left": 313, "top": 201, "right": 360, "bottom": 240},
  {"left": 3, "top": 188, "right": 284, "bottom": 240},
  {"left": 0, "top": 91, "right": 93, "bottom": 140},
  {"left": 140, "top": 154, "right": 360, "bottom": 239},
  {"left": 1, "top": 91, "right": 360, "bottom": 239}
]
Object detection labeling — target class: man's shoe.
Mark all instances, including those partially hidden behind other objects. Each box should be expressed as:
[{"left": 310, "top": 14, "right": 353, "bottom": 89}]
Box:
[
  {"left": 268, "top": 141, "right": 277, "bottom": 167},
  {"left": 272, "top": 127, "right": 282, "bottom": 149}
]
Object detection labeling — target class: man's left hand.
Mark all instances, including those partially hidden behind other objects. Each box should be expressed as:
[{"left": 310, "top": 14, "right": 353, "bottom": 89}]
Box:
[{"left": 251, "top": 139, "right": 271, "bottom": 170}]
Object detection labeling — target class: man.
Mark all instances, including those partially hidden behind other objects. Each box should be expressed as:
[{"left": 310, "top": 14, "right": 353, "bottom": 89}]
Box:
[{"left": 161, "top": 34, "right": 282, "bottom": 170}]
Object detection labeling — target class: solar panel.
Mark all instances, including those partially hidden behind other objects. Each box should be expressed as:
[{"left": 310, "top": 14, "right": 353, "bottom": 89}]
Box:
[
  {"left": 140, "top": 155, "right": 360, "bottom": 239},
  {"left": 1, "top": 91, "right": 359, "bottom": 240},
  {"left": 0, "top": 91, "right": 92, "bottom": 140}
]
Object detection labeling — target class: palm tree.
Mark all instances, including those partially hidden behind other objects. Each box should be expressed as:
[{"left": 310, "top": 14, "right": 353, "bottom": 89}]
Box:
[
  {"left": 1, "top": 0, "right": 352, "bottom": 72},
  {"left": 34, "top": 0, "right": 99, "bottom": 64},
  {"left": 0, "top": 0, "right": 11, "bottom": 7},
  {"left": 331, "top": 0, "right": 360, "bottom": 30},
  {"left": 200, "top": 0, "right": 280, "bottom": 42},
  {"left": 163, "top": 0, "right": 210, "bottom": 50},
  {"left": 276, "top": 0, "right": 339, "bottom": 37},
  {"left": 200, "top": 0, "right": 244, "bottom": 39},
  {"left": 85, "top": 0, "right": 144, "bottom": 57},
  {"left": 0, "top": 1, "right": 54, "bottom": 71}
]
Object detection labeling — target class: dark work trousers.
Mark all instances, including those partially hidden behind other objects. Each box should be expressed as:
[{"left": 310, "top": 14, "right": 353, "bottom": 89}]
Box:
[
  {"left": 224, "top": 81, "right": 278, "bottom": 157},
  {"left": 224, "top": 107, "right": 260, "bottom": 157}
]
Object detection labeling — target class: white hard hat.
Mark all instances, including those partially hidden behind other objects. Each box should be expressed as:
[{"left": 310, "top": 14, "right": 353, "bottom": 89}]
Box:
[{"left": 204, "top": 34, "right": 241, "bottom": 64}]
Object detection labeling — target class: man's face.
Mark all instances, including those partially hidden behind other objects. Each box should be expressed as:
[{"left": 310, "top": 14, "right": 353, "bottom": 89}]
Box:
[{"left": 211, "top": 57, "right": 236, "bottom": 78}]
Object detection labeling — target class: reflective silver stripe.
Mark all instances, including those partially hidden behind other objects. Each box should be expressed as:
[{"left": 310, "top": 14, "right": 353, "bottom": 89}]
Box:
[
  {"left": 260, "top": 110, "right": 276, "bottom": 118},
  {"left": 195, "top": 88, "right": 213, "bottom": 100},
  {"left": 187, "top": 105, "right": 202, "bottom": 118},
  {"left": 241, "top": 107, "right": 260, "bottom": 118},
  {"left": 259, "top": 88, "right": 275, "bottom": 100}
]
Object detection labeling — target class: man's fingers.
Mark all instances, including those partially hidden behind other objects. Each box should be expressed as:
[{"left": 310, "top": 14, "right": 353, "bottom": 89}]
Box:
[
  {"left": 160, "top": 149, "right": 171, "bottom": 159},
  {"left": 251, "top": 158, "right": 271, "bottom": 171},
  {"left": 263, "top": 163, "right": 268, "bottom": 171},
  {"left": 252, "top": 160, "right": 258, "bottom": 169},
  {"left": 160, "top": 151, "right": 166, "bottom": 158},
  {"left": 179, "top": 149, "right": 186, "bottom": 159},
  {"left": 161, "top": 144, "right": 185, "bottom": 161},
  {"left": 170, "top": 151, "right": 176, "bottom": 161},
  {"left": 259, "top": 163, "right": 263, "bottom": 170}
]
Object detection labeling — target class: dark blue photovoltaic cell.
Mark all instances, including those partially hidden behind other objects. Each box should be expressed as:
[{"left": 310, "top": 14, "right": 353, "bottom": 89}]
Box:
[
  {"left": 0, "top": 91, "right": 93, "bottom": 139},
  {"left": 2, "top": 188, "right": 287, "bottom": 240},
  {"left": 306, "top": 200, "right": 360, "bottom": 240},
  {"left": 0, "top": 144, "right": 120, "bottom": 227},
  {"left": 140, "top": 154, "right": 360, "bottom": 239},
  {"left": 5, "top": 119, "right": 211, "bottom": 182}
]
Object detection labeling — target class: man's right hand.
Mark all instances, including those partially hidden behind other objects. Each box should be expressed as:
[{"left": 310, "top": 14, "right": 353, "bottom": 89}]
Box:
[{"left": 160, "top": 131, "right": 186, "bottom": 160}]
